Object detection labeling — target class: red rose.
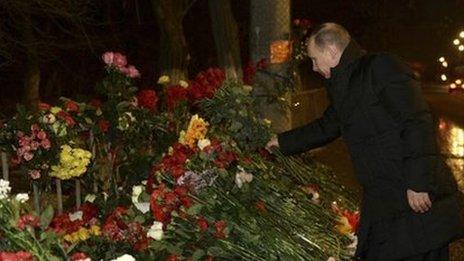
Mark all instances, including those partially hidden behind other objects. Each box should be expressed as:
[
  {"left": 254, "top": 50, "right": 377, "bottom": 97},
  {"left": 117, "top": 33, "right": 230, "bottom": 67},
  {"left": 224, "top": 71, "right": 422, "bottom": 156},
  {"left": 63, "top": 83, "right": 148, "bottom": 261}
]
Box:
[
  {"left": 71, "top": 252, "right": 90, "bottom": 261},
  {"left": 65, "top": 101, "right": 79, "bottom": 112},
  {"left": 137, "top": 89, "right": 158, "bottom": 112},
  {"left": 255, "top": 200, "right": 267, "bottom": 213},
  {"left": 38, "top": 102, "right": 51, "bottom": 111},
  {"left": 89, "top": 99, "right": 102, "bottom": 108},
  {"left": 98, "top": 119, "right": 110, "bottom": 133},
  {"left": 166, "top": 85, "right": 188, "bottom": 110},
  {"left": 197, "top": 217, "right": 209, "bottom": 232},
  {"left": 166, "top": 255, "right": 179, "bottom": 261},
  {"left": 0, "top": 251, "right": 33, "bottom": 261},
  {"left": 214, "top": 220, "right": 227, "bottom": 239},
  {"left": 17, "top": 214, "right": 40, "bottom": 230}
]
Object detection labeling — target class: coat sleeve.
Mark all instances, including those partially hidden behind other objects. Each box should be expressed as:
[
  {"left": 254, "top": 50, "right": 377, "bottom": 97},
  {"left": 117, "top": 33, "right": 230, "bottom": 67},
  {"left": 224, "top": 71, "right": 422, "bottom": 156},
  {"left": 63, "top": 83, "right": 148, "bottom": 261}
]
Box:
[
  {"left": 277, "top": 104, "right": 341, "bottom": 155},
  {"left": 372, "top": 54, "right": 435, "bottom": 192}
]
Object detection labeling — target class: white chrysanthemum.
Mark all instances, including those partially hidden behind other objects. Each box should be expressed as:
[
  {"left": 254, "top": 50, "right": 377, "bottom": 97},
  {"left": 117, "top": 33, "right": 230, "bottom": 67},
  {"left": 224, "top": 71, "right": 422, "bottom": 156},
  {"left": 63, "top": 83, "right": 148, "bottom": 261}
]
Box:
[
  {"left": 84, "top": 194, "right": 96, "bottom": 203},
  {"left": 179, "top": 80, "right": 189, "bottom": 88},
  {"left": 235, "top": 166, "right": 253, "bottom": 188},
  {"left": 69, "top": 210, "right": 83, "bottom": 222},
  {"left": 15, "top": 193, "right": 29, "bottom": 203},
  {"left": 0, "top": 179, "right": 11, "bottom": 200},
  {"left": 131, "top": 185, "right": 144, "bottom": 203},
  {"left": 147, "top": 221, "right": 164, "bottom": 240},
  {"left": 157, "top": 75, "right": 170, "bottom": 85},
  {"left": 111, "top": 254, "right": 136, "bottom": 261},
  {"left": 197, "top": 138, "right": 211, "bottom": 150}
]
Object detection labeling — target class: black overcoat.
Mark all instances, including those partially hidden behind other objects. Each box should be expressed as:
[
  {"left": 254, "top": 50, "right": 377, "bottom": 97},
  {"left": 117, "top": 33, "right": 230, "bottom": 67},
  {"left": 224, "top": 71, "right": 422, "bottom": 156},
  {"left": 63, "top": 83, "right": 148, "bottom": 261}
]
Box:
[{"left": 278, "top": 41, "right": 464, "bottom": 260}]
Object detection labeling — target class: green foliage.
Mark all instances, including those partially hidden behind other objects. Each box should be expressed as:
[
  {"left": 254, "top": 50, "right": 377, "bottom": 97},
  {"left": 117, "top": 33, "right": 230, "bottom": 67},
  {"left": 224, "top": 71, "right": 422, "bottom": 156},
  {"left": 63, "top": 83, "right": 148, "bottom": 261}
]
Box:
[{"left": 200, "top": 80, "right": 272, "bottom": 152}]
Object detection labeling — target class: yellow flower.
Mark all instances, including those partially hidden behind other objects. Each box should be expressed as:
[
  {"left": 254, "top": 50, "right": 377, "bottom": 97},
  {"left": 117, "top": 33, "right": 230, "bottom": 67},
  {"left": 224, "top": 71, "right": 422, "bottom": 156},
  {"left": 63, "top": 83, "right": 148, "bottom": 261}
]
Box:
[
  {"left": 179, "top": 80, "right": 189, "bottom": 88},
  {"left": 157, "top": 75, "right": 170, "bottom": 85},
  {"left": 179, "top": 115, "right": 209, "bottom": 148},
  {"left": 50, "top": 145, "right": 92, "bottom": 180},
  {"left": 335, "top": 216, "right": 352, "bottom": 236},
  {"left": 50, "top": 107, "right": 62, "bottom": 114},
  {"left": 90, "top": 225, "right": 101, "bottom": 236}
]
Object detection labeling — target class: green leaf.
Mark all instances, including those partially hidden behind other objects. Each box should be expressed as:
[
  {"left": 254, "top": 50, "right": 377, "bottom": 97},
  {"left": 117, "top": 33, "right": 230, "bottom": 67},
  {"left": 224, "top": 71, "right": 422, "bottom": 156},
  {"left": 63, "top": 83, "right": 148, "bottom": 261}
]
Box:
[
  {"left": 192, "top": 249, "right": 205, "bottom": 260},
  {"left": 207, "top": 246, "right": 224, "bottom": 256},
  {"left": 186, "top": 204, "right": 203, "bottom": 216},
  {"left": 40, "top": 205, "right": 54, "bottom": 229}
]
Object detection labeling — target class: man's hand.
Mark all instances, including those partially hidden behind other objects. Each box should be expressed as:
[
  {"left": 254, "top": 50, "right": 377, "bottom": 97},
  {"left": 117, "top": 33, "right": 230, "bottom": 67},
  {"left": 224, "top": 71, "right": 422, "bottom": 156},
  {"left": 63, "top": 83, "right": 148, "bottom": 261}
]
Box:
[
  {"left": 407, "top": 189, "right": 432, "bottom": 213},
  {"left": 265, "top": 135, "right": 279, "bottom": 153}
]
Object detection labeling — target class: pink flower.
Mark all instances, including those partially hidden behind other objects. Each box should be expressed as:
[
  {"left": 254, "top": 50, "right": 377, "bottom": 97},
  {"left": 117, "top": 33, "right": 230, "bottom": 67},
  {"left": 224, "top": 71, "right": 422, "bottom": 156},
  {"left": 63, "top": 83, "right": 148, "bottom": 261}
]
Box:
[
  {"left": 29, "top": 169, "right": 41, "bottom": 179},
  {"left": 30, "top": 141, "right": 39, "bottom": 151},
  {"left": 23, "top": 152, "right": 34, "bottom": 161},
  {"left": 30, "top": 124, "right": 40, "bottom": 134},
  {"left": 113, "top": 53, "right": 127, "bottom": 68},
  {"left": 18, "top": 136, "right": 31, "bottom": 147},
  {"left": 102, "top": 52, "right": 115, "bottom": 65},
  {"left": 41, "top": 139, "right": 51, "bottom": 150},
  {"left": 37, "top": 131, "right": 47, "bottom": 140},
  {"left": 121, "top": 65, "right": 141, "bottom": 78}
]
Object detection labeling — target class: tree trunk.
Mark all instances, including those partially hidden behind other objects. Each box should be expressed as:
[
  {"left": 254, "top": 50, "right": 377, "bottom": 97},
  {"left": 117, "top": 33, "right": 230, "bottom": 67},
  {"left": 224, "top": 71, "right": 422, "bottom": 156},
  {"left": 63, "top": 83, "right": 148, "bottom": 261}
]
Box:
[
  {"left": 153, "top": 0, "right": 189, "bottom": 84},
  {"left": 250, "top": 0, "right": 292, "bottom": 132},
  {"left": 208, "top": 0, "right": 242, "bottom": 80},
  {"left": 22, "top": 13, "right": 40, "bottom": 111}
]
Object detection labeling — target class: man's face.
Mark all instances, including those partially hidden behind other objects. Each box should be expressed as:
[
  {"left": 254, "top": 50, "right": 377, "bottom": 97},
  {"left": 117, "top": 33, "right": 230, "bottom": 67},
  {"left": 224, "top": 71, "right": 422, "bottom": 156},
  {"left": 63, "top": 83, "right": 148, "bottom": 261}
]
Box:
[{"left": 307, "top": 39, "right": 341, "bottom": 79}]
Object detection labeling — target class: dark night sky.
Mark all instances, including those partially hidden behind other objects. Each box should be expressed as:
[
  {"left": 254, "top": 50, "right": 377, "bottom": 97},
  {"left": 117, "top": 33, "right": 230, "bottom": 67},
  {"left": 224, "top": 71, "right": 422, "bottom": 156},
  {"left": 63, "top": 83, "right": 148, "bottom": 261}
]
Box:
[{"left": 1, "top": 0, "right": 463, "bottom": 109}]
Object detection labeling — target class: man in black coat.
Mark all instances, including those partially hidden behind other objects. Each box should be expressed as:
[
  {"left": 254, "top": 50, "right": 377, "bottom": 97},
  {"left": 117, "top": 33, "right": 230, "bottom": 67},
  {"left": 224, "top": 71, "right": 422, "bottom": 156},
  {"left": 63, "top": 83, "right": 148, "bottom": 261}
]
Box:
[{"left": 267, "top": 23, "right": 464, "bottom": 260}]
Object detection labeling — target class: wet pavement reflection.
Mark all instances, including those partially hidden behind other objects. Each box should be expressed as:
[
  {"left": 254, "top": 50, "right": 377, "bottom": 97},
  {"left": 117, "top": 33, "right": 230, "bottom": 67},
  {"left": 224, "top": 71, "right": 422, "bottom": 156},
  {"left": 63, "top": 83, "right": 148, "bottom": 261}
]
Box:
[{"left": 437, "top": 118, "right": 464, "bottom": 192}]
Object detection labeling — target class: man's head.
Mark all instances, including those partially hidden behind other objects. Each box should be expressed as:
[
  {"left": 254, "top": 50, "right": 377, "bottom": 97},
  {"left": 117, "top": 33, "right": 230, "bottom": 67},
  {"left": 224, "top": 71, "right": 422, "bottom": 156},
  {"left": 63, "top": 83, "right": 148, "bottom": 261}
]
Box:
[{"left": 306, "top": 23, "right": 351, "bottom": 79}]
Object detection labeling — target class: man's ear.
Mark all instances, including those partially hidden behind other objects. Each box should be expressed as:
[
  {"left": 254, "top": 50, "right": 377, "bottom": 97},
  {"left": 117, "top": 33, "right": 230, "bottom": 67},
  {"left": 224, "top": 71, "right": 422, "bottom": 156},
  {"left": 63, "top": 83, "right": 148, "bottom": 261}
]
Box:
[{"left": 326, "top": 44, "right": 340, "bottom": 59}]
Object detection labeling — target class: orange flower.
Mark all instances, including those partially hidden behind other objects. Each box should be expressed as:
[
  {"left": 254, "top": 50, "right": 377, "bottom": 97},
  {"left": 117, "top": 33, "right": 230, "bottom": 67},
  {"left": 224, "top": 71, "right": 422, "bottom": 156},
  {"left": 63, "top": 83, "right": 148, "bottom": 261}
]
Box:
[{"left": 179, "top": 114, "right": 209, "bottom": 148}]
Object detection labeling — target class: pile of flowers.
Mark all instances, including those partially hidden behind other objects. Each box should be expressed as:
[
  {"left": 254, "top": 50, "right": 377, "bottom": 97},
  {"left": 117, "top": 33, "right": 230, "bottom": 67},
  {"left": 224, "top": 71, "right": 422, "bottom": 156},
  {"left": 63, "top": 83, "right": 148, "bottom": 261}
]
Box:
[{"left": 0, "top": 50, "right": 360, "bottom": 260}]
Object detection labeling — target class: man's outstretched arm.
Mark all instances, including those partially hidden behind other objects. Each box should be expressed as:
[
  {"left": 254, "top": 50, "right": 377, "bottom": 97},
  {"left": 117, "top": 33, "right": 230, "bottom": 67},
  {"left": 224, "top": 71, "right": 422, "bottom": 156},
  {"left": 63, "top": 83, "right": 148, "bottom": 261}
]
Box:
[{"left": 267, "top": 105, "right": 341, "bottom": 155}]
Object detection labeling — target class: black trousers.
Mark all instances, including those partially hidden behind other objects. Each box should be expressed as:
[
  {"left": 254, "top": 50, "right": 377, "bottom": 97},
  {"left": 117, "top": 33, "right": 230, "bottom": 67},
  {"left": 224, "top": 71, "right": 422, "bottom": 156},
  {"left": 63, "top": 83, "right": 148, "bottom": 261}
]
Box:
[
  {"left": 363, "top": 245, "right": 449, "bottom": 261},
  {"left": 400, "top": 246, "right": 449, "bottom": 261}
]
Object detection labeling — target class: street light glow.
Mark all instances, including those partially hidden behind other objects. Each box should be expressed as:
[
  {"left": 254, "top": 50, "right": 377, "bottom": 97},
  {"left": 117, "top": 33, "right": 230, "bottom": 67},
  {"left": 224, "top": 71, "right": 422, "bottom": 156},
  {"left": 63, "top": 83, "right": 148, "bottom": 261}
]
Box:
[
  {"left": 456, "top": 79, "right": 462, "bottom": 84},
  {"left": 441, "top": 74, "right": 447, "bottom": 81},
  {"left": 454, "top": 39, "right": 460, "bottom": 45},
  {"left": 450, "top": 83, "right": 457, "bottom": 89},
  {"left": 460, "top": 45, "right": 464, "bottom": 51},
  {"left": 460, "top": 31, "right": 464, "bottom": 38},
  {"left": 439, "top": 57, "right": 446, "bottom": 62},
  {"left": 442, "top": 61, "right": 448, "bottom": 67}
]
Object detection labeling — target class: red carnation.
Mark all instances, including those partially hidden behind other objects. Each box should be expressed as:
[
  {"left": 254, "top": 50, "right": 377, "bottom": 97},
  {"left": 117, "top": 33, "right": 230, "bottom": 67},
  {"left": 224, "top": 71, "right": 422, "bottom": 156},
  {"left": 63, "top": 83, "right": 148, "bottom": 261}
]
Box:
[
  {"left": 17, "top": 214, "right": 40, "bottom": 230},
  {"left": 0, "top": 251, "right": 33, "bottom": 261},
  {"left": 166, "top": 255, "right": 179, "bottom": 261},
  {"left": 197, "top": 217, "right": 209, "bottom": 232},
  {"left": 214, "top": 220, "right": 227, "bottom": 239},
  {"left": 166, "top": 85, "right": 188, "bottom": 110},
  {"left": 137, "top": 89, "right": 158, "bottom": 112},
  {"left": 38, "top": 102, "right": 52, "bottom": 111},
  {"left": 71, "top": 252, "right": 90, "bottom": 261},
  {"left": 98, "top": 119, "right": 110, "bottom": 133},
  {"left": 65, "top": 100, "right": 79, "bottom": 112}
]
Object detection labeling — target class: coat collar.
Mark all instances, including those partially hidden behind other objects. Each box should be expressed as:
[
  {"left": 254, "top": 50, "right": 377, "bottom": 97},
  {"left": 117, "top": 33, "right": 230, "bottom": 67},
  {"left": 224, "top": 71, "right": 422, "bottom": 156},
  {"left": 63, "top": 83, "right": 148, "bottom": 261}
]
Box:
[{"left": 329, "top": 40, "right": 367, "bottom": 80}]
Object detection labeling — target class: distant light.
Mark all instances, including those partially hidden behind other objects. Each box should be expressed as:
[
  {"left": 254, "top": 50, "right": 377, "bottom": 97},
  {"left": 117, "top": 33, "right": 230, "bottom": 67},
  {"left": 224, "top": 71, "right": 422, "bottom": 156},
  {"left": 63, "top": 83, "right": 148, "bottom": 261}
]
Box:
[
  {"left": 456, "top": 79, "right": 462, "bottom": 85},
  {"left": 460, "top": 31, "right": 464, "bottom": 38},
  {"left": 439, "top": 57, "right": 446, "bottom": 62},
  {"left": 450, "top": 83, "right": 457, "bottom": 89},
  {"left": 441, "top": 74, "right": 447, "bottom": 81},
  {"left": 293, "top": 102, "right": 300, "bottom": 107},
  {"left": 442, "top": 61, "right": 448, "bottom": 68},
  {"left": 460, "top": 45, "right": 464, "bottom": 51},
  {"left": 454, "top": 39, "right": 461, "bottom": 45},
  {"left": 461, "top": 84, "right": 464, "bottom": 89}
]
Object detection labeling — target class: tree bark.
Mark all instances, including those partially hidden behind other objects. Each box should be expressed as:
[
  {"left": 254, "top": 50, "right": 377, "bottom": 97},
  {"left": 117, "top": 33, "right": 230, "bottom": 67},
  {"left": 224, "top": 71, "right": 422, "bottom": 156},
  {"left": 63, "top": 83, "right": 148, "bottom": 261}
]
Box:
[
  {"left": 208, "top": 0, "right": 242, "bottom": 80},
  {"left": 250, "top": 0, "right": 292, "bottom": 132},
  {"left": 153, "top": 0, "right": 190, "bottom": 84}
]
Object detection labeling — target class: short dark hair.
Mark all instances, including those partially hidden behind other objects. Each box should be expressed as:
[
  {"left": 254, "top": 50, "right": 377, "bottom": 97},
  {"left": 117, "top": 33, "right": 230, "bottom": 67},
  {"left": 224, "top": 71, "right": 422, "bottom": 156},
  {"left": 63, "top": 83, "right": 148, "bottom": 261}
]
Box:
[{"left": 308, "top": 23, "right": 351, "bottom": 50}]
